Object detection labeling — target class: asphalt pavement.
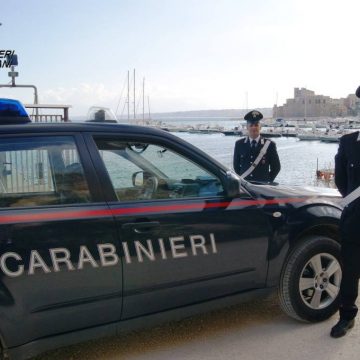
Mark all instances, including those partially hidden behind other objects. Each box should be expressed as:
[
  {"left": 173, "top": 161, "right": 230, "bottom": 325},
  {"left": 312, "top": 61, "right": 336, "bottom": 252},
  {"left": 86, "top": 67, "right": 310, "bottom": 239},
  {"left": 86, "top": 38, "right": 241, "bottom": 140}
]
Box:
[{"left": 35, "top": 294, "right": 360, "bottom": 360}]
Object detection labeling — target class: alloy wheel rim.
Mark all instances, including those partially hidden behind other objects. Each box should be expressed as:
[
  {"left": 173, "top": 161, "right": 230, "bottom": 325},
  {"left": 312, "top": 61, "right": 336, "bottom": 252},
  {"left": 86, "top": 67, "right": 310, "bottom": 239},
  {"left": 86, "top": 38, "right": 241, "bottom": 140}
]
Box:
[{"left": 299, "top": 253, "right": 342, "bottom": 310}]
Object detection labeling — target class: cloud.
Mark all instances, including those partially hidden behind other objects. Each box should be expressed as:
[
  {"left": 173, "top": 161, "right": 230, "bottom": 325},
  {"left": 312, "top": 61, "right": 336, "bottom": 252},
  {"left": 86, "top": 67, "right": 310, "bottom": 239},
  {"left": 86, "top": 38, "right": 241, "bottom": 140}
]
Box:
[{"left": 41, "top": 83, "right": 120, "bottom": 114}]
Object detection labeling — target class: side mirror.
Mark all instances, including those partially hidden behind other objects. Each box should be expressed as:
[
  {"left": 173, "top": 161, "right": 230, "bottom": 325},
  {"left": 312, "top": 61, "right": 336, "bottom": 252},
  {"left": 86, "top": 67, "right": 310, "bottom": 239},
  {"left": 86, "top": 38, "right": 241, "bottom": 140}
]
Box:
[
  {"left": 132, "top": 171, "right": 144, "bottom": 187},
  {"left": 224, "top": 171, "right": 241, "bottom": 198}
]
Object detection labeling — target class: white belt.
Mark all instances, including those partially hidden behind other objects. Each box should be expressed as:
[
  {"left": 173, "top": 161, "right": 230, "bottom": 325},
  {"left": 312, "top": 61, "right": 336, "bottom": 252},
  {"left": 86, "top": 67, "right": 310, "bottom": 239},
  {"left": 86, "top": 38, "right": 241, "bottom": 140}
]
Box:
[
  {"left": 241, "top": 140, "right": 271, "bottom": 179},
  {"left": 341, "top": 186, "right": 360, "bottom": 207}
]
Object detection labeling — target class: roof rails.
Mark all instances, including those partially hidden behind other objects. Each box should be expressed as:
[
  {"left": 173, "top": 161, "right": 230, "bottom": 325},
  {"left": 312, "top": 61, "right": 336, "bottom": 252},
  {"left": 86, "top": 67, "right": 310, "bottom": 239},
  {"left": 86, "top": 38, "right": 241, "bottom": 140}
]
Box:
[{"left": 0, "top": 98, "right": 31, "bottom": 124}]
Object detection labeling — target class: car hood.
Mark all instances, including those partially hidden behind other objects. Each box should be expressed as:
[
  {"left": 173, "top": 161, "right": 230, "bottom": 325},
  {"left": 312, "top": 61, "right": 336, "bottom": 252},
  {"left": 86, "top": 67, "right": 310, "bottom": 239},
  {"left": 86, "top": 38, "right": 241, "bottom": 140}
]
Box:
[{"left": 245, "top": 182, "right": 342, "bottom": 206}]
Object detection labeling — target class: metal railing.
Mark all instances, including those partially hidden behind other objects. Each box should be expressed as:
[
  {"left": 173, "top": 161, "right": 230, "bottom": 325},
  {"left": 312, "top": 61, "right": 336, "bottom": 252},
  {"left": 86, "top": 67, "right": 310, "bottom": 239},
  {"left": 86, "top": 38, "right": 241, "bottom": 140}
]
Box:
[
  {"left": 0, "top": 103, "right": 75, "bottom": 194},
  {"left": 1, "top": 149, "right": 79, "bottom": 194},
  {"left": 25, "top": 104, "right": 71, "bottom": 122},
  {"left": 28, "top": 114, "right": 64, "bottom": 123},
  {"left": 1, "top": 150, "right": 53, "bottom": 194}
]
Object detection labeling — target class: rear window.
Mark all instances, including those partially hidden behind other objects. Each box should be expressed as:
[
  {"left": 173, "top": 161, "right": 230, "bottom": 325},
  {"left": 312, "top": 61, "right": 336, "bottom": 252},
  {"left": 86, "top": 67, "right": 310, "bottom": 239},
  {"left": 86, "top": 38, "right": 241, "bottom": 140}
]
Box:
[{"left": 0, "top": 136, "right": 91, "bottom": 208}]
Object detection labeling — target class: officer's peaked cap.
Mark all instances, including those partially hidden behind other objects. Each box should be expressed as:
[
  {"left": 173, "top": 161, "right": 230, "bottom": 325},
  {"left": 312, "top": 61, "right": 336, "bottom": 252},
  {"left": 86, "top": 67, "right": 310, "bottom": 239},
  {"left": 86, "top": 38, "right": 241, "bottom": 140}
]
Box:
[
  {"left": 356, "top": 86, "right": 360, "bottom": 99},
  {"left": 244, "top": 110, "right": 263, "bottom": 123}
]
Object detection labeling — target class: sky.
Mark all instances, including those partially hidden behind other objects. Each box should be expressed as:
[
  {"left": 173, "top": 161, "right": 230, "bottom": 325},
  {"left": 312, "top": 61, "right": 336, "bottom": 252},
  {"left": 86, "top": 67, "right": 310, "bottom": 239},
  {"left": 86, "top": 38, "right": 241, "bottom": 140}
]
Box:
[{"left": 0, "top": 0, "right": 359, "bottom": 116}]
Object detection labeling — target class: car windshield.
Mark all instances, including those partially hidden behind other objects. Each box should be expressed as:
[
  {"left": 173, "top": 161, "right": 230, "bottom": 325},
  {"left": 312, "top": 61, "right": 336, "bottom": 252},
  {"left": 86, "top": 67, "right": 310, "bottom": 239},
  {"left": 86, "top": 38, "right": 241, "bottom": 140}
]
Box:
[{"left": 109, "top": 143, "right": 169, "bottom": 179}]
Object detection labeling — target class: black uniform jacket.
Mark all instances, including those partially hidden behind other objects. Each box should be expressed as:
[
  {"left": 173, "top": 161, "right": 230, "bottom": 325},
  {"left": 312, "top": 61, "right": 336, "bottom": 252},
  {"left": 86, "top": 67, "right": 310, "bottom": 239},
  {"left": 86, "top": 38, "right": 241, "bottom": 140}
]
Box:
[
  {"left": 233, "top": 136, "right": 281, "bottom": 182},
  {"left": 335, "top": 131, "right": 360, "bottom": 197},
  {"left": 335, "top": 131, "right": 360, "bottom": 243}
]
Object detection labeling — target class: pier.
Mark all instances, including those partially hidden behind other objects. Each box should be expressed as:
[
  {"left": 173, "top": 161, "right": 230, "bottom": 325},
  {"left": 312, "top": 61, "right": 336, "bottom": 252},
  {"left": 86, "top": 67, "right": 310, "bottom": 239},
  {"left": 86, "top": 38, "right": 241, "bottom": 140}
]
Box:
[{"left": 159, "top": 119, "right": 358, "bottom": 143}]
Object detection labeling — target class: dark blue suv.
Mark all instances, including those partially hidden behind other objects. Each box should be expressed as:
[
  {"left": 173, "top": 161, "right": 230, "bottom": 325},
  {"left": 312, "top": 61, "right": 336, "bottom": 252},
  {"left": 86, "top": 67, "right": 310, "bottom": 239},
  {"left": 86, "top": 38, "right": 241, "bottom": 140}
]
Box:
[{"left": 0, "top": 99, "right": 342, "bottom": 360}]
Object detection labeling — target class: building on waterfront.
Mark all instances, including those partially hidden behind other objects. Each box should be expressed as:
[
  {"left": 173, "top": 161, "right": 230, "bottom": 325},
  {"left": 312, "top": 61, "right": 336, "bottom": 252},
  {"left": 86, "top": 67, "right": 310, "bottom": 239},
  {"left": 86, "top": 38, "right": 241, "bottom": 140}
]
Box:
[{"left": 273, "top": 88, "right": 360, "bottom": 119}]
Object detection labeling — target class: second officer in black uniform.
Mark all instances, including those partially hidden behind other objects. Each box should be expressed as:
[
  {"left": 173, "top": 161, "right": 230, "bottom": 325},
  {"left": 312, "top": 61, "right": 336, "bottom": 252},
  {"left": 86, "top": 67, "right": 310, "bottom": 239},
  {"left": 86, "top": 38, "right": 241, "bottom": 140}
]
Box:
[
  {"left": 233, "top": 110, "right": 280, "bottom": 183},
  {"left": 330, "top": 85, "right": 360, "bottom": 338}
]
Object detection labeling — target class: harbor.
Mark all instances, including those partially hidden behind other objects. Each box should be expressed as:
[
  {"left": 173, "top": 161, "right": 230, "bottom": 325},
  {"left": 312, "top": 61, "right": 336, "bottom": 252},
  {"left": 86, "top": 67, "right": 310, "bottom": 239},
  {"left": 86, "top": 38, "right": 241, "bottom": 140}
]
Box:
[
  {"left": 11, "top": 101, "right": 342, "bottom": 189},
  {"left": 154, "top": 118, "right": 359, "bottom": 143},
  {"left": 166, "top": 130, "right": 338, "bottom": 188},
  {"left": 127, "top": 113, "right": 346, "bottom": 188},
  {"left": 0, "top": 61, "right": 343, "bottom": 192}
]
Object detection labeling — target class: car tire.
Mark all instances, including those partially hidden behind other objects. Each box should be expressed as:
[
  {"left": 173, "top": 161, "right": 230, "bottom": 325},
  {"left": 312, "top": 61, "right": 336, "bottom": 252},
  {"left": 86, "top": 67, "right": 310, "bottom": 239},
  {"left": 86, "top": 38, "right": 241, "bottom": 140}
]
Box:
[{"left": 279, "top": 235, "right": 342, "bottom": 322}]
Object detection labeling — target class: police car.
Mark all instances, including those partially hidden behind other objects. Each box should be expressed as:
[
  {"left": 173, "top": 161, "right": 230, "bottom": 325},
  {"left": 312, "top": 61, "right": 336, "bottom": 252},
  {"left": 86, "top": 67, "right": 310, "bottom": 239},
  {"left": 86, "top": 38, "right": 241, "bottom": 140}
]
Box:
[{"left": 0, "top": 99, "right": 342, "bottom": 360}]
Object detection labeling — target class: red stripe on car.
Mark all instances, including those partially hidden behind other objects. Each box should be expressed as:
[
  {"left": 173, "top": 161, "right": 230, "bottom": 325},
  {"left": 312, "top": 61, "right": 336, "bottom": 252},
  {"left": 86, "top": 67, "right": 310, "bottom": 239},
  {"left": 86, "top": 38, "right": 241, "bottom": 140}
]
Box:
[{"left": 0, "top": 197, "right": 308, "bottom": 224}]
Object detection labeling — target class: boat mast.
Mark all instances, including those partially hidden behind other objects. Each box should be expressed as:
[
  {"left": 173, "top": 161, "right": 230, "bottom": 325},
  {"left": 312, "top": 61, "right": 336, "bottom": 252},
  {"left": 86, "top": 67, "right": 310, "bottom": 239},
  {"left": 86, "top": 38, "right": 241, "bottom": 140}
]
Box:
[
  {"left": 304, "top": 89, "right": 307, "bottom": 121},
  {"left": 142, "top": 77, "right": 145, "bottom": 124},
  {"left": 133, "top": 68, "right": 136, "bottom": 120},
  {"left": 148, "top": 96, "right": 151, "bottom": 120},
  {"left": 127, "top": 70, "right": 130, "bottom": 120}
]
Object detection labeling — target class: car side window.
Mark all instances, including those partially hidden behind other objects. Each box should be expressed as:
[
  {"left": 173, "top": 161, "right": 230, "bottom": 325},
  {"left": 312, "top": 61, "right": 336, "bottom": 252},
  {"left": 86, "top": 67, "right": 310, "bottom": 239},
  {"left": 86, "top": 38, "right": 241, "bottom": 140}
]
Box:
[
  {"left": 94, "top": 139, "right": 224, "bottom": 201},
  {"left": 0, "top": 136, "right": 92, "bottom": 208}
]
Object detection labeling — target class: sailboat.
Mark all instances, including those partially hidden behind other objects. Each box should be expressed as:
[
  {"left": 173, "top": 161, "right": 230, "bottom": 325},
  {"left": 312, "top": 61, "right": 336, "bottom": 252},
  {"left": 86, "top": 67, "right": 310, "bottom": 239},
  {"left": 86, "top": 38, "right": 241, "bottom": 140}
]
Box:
[
  {"left": 297, "top": 122, "right": 322, "bottom": 141},
  {"left": 119, "top": 69, "right": 153, "bottom": 126},
  {"left": 140, "top": 77, "right": 153, "bottom": 125}
]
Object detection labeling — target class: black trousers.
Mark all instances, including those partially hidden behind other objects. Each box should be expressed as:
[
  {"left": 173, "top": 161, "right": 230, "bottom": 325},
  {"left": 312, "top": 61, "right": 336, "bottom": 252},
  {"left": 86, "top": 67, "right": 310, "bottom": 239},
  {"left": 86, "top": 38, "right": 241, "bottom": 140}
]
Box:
[
  {"left": 339, "top": 241, "right": 360, "bottom": 320},
  {"left": 339, "top": 205, "right": 360, "bottom": 320}
]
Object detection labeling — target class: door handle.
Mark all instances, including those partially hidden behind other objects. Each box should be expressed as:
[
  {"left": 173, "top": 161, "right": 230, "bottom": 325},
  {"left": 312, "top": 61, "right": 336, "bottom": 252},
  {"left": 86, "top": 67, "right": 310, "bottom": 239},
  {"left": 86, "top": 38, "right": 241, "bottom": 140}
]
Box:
[{"left": 122, "top": 221, "right": 160, "bottom": 233}]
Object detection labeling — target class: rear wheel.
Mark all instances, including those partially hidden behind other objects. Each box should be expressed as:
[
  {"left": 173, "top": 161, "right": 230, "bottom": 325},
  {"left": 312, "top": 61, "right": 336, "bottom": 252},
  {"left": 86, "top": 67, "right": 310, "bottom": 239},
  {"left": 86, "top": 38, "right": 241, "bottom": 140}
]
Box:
[{"left": 279, "top": 235, "right": 342, "bottom": 322}]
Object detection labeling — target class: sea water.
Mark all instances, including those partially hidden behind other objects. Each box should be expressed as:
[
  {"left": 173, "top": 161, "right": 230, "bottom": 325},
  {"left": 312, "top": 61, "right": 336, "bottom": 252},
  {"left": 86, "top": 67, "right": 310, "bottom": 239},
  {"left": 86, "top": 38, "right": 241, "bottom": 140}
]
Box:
[
  {"left": 173, "top": 132, "right": 338, "bottom": 187},
  {"left": 128, "top": 117, "right": 340, "bottom": 187}
]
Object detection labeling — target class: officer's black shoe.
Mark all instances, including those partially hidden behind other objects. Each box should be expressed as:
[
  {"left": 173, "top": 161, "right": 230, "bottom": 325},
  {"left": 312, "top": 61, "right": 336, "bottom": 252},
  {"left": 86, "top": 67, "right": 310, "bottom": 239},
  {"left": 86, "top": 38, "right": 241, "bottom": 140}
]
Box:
[{"left": 330, "top": 319, "right": 355, "bottom": 338}]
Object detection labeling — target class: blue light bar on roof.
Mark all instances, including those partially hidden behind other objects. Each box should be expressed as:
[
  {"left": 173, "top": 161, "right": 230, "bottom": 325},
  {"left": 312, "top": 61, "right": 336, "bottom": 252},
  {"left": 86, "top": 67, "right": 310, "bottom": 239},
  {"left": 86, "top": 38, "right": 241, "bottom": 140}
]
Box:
[{"left": 0, "top": 98, "right": 31, "bottom": 124}]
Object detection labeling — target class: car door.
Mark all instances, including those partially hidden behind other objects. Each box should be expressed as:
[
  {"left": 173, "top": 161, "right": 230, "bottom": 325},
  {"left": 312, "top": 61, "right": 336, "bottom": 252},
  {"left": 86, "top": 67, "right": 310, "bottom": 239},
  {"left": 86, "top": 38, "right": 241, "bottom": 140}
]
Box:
[
  {"left": 0, "top": 134, "right": 122, "bottom": 348},
  {"left": 85, "top": 132, "right": 272, "bottom": 320}
]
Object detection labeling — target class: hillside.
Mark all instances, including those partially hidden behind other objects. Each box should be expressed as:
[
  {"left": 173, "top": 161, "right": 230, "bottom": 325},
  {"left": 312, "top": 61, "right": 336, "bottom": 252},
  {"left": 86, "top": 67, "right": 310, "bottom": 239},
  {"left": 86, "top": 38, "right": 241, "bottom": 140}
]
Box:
[{"left": 151, "top": 108, "right": 273, "bottom": 119}]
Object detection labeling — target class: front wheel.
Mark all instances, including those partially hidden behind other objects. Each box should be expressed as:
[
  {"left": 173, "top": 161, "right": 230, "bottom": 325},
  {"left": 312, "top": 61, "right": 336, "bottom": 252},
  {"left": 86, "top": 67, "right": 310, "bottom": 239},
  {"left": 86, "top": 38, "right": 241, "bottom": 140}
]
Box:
[{"left": 279, "top": 235, "right": 342, "bottom": 322}]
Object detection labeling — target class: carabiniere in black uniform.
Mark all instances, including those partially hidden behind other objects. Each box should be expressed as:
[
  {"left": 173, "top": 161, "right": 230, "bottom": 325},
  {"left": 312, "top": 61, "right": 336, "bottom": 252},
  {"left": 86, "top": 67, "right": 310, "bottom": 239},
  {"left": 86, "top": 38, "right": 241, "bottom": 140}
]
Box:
[
  {"left": 233, "top": 110, "right": 281, "bottom": 183},
  {"left": 331, "top": 129, "right": 360, "bottom": 337},
  {"left": 330, "top": 85, "right": 360, "bottom": 338}
]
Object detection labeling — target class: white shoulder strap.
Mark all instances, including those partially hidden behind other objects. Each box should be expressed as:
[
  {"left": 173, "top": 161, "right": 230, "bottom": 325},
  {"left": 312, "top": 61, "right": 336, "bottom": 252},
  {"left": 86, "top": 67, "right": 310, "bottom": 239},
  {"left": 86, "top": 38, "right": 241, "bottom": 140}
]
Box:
[
  {"left": 241, "top": 139, "right": 271, "bottom": 179},
  {"left": 341, "top": 186, "right": 360, "bottom": 207}
]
